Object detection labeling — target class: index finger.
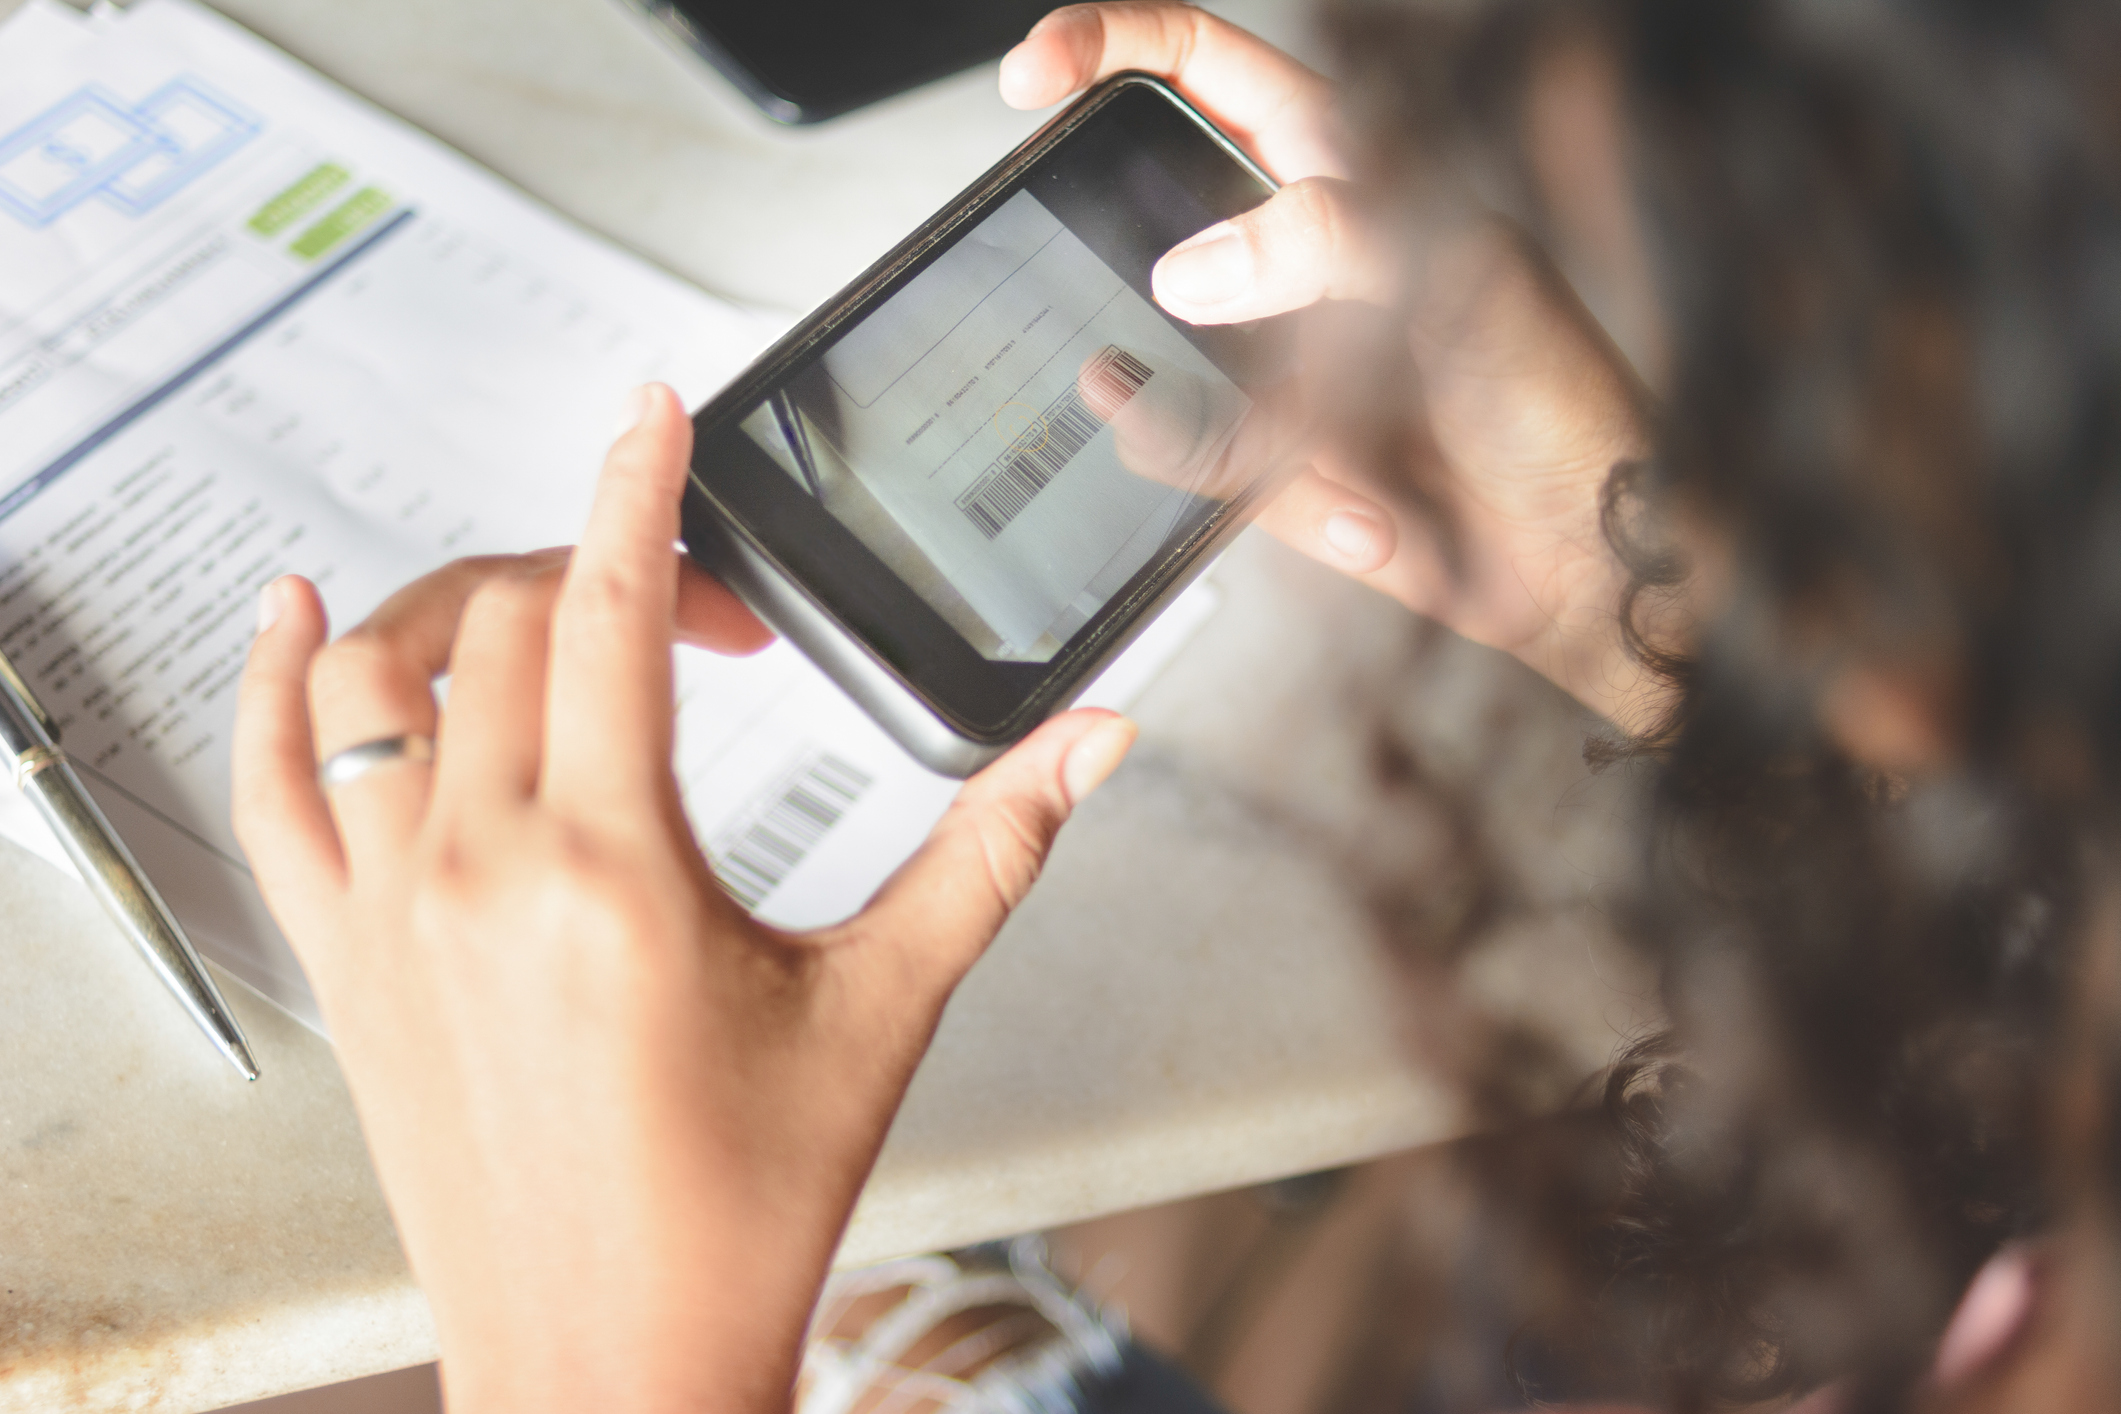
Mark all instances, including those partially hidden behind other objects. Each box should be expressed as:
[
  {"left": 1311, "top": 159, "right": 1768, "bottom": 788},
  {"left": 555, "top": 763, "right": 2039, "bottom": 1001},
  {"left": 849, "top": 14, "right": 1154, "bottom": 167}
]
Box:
[
  {"left": 542, "top": 383, "right": 692, "bottom": 817},
  {"left": 998, "top": 3, "right": 1345, "bottom": 182}
]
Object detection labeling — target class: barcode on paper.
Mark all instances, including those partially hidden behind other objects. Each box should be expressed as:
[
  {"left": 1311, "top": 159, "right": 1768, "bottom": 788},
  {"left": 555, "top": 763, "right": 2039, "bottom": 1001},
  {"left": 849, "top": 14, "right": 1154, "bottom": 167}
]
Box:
[
  {"left": 1078, "top": 345, "right": 1154, "bottom": 413},
  {"left": 711, "top": 752, "right": 875, "bottom": 910},
  {"left": 956, "top": 346, "right": 1152, "bottom": 540}
]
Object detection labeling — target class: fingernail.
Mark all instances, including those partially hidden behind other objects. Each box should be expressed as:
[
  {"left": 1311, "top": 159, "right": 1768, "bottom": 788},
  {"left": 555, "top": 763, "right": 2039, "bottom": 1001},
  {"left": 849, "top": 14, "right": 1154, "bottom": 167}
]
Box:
[
  {"left": 256, "top": 578, "right": 283, "bottom": 634},
  {"left": 1062, "top": 716, "right": 1137, "bottom": 807},
  {"left": 998, "top": 11, "right": 1071, "bottom": 106},
  {"left": 997, "top": 46, "right": 1038, "bottom": 106},
  {"left": 1154, "top": 225, "right": 1250, "bottom": 307},
  {"left": 1934, "top": 1245, "right": 2037, "bottom": 1387},
  {"left": 1324, "top": 511, "right": 1380, "bottom": 563},
  {"left": 614, "top": 384, "right": 656, "bottom": 438}
]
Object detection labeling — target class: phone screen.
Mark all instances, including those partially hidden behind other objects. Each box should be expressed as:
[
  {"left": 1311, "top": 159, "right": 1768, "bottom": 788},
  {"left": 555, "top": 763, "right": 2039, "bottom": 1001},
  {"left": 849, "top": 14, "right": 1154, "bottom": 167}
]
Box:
[
  {"left": 736, "top": 188, "right": 1249, "bottom": 662},
  {"left": 655, "top": 0, "right": 1066, "bottom": 123},
  {"left": 688, "top": 80, "right": 1293, "bottom": 736}
]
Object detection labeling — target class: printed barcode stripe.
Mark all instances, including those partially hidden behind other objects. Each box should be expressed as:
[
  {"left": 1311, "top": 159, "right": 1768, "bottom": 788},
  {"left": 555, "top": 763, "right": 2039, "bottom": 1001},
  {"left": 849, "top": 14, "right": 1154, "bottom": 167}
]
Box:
[
  {"left": 960, "top": 396, "right": 1100, "bottom": 537},
  {"left": 713, "top": 752, "right": 874, "bottom": 910},
  {"left": 956, "top": 345, "right": 1154, "bottom": 540},
  {"left": 1081, "top": 347, "right": 1152, "bottom": 414}
]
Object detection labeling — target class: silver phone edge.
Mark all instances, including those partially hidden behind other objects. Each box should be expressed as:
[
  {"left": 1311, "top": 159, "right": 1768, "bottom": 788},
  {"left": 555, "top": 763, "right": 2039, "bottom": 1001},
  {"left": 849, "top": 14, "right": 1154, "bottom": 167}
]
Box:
[{"left": 683, "top": 500, "right": 1254, "bottom": 780}]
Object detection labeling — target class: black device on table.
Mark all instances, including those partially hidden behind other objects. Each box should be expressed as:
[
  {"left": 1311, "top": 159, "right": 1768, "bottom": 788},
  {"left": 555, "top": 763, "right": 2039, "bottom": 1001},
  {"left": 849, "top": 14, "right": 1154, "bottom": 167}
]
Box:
[
  {"left": 682, "top": 74, "right": 1301, "bottom": 777},
  {"left": 628, "top": 0, "right": 1070, "bottom": 124}
]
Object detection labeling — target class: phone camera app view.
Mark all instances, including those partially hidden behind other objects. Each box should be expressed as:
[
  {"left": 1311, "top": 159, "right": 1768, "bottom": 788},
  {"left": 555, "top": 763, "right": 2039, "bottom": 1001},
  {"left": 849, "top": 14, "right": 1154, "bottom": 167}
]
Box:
[{"left": 738, "top": 190, "right": 1250, "bottom": 663}]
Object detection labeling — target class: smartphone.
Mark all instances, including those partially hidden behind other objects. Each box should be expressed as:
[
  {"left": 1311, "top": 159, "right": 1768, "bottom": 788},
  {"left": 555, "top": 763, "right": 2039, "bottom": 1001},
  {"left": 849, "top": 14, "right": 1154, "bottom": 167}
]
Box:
[
  {"left": 623, "top": 0, "right": 1068, "bottom": 124},
  {"left": 682, "top": 75, "right": 1304, "bottom": 776}
]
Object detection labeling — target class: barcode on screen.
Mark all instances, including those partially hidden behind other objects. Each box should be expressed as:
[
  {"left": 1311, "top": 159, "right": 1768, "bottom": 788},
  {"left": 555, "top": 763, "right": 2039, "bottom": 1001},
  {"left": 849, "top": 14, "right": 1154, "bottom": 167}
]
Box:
[
  {"left": 711, "top": 752, "right": 875, "bottom": 910},
  {"left": 956, "top": 346, "right": 1153, "bottom": 540}
]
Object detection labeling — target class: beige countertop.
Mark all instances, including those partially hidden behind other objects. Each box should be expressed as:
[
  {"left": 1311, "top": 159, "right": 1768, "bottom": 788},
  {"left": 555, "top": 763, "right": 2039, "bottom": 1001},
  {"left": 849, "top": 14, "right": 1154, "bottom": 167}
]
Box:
[{"left": 0, "top": 1, "right": 1657, "bottom": 1409}]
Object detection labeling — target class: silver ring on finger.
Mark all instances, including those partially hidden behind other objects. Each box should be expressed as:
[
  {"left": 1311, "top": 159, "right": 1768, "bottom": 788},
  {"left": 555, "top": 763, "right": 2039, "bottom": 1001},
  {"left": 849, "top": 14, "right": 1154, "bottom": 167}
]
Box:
[{"left": 318, "top": 733, "right": 436, "bottom": 790}]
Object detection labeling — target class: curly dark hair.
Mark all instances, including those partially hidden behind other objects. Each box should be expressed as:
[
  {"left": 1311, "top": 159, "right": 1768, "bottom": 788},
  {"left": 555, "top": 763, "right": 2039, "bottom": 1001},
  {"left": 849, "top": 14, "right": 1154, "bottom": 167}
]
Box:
[{"left": 1317, "top": 0, "right": 2121, "bottom": 1407}]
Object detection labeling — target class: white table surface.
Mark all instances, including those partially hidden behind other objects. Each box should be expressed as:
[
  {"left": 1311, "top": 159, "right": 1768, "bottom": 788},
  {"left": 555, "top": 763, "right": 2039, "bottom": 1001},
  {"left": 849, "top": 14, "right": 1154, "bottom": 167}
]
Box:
[{"left": 0, "top": 1, "right": 1658, "bottom": 1409}]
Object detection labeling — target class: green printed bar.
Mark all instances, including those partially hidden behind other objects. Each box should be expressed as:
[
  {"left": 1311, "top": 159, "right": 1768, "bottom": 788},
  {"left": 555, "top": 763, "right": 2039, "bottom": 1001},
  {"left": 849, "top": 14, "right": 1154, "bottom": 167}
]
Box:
[
  {"left": 289, "top": 186, "right": 392, "bottom": 261},
  {"left": 246, "top": 162, "right": 350, "bottom": 237}
]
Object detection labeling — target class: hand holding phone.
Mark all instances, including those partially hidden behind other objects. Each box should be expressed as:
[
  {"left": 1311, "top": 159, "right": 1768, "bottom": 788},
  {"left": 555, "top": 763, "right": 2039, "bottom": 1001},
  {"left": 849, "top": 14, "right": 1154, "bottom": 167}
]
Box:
[
  {"left": 1002, "top": 5, "right": 1665, "bottom": 735},
  {"left": 235, "top": 388, "right": 1140, "bottom": 1411}
]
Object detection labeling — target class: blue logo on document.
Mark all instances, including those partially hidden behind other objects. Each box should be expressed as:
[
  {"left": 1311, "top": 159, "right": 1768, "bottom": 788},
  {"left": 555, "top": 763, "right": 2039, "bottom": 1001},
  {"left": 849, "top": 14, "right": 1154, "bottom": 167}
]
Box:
[{"left": 0, "top": 77, "right": 259, "bottom": 228}]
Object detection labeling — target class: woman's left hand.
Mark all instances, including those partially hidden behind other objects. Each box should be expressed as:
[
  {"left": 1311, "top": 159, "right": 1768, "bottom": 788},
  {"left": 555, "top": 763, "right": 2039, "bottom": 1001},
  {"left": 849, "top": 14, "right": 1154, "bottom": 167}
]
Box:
[
  {"left": 1003, "top": 4, "right": 1668, "bottom": 733},
  {"left": 231, "top": 384, "right": 1137, "bottom": 1414}
]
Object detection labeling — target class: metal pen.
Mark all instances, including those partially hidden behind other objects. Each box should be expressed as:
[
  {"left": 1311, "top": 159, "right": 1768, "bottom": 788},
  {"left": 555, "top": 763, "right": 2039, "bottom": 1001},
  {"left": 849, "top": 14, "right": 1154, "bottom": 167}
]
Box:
[{"left": 0, "top": 646, "right": 256, "bottom": 1080}]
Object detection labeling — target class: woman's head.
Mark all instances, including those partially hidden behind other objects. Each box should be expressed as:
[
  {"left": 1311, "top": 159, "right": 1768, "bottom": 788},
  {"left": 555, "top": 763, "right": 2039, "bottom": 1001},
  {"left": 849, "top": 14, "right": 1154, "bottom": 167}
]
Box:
[
  {"left": 1342, "top": 0, "right": 2121, "bottom": 785},
  {"left": 1318, "top": 0, "right": 2121, "bottom": 1405}
]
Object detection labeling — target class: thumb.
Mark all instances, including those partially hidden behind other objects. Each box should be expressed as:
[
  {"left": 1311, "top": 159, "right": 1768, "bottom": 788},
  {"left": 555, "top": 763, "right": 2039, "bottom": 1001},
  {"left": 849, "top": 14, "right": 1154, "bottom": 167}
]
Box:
[
  {"left": 831, "top": 709, "right": 1138, "bottom": 988},
  {"left": 1252, "top": 464, "right": 1399, "bottom": 575},
  {"left": 1152, "top": 176, "right": 1393, "bottom": 326}
]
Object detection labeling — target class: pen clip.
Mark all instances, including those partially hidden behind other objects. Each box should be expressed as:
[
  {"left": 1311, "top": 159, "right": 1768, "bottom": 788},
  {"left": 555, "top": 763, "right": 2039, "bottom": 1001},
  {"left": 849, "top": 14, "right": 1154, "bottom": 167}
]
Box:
[{"left": 0, "top": 646, "right": 57, "bottom": 743}]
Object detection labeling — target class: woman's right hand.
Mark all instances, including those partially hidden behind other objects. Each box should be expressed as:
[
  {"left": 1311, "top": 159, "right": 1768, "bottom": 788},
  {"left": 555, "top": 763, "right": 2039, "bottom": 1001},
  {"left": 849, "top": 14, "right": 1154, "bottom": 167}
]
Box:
[
  {"left": 1002, "top": 4, "right": 1674, "bottom": 732},
  {"left": 233, "top": 386, "right": 1136, "bottom": 1413}
]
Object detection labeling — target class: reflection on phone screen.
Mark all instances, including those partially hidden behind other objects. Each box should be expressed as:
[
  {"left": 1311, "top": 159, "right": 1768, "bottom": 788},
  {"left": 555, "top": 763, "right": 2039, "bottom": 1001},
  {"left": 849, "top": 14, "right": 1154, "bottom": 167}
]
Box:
[{"left": 738, "top": 190, "right": 1250, "bottom": 662}]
